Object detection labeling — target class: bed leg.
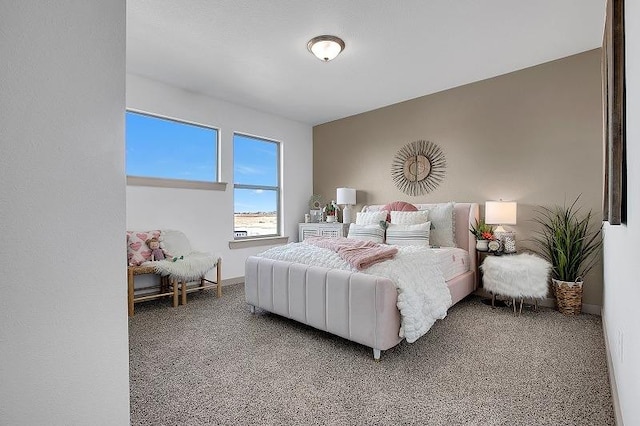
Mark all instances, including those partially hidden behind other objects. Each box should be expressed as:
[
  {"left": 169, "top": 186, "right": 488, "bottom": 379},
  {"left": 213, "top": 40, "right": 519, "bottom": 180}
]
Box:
[
  {"left": 373, "top": 348, "right": 381, "bottom": 361},
  {"left": 249, "top": 304, "right": 255, "bottom": 314}
]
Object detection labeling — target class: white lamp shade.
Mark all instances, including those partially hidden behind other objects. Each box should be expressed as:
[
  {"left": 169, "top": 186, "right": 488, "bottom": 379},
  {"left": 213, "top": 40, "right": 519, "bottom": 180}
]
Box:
[
  {"left": 485, "top": 201, "right": 517, "bottom": 225},
  {"left": 336, "top": 188, "right": 356, "bottom": 205}
]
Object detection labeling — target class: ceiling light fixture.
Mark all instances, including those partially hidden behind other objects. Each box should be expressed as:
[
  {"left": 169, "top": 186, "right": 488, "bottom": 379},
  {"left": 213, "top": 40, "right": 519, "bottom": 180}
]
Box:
[{"left": 307, "top": 35, "right": 345, "bottom": 62}]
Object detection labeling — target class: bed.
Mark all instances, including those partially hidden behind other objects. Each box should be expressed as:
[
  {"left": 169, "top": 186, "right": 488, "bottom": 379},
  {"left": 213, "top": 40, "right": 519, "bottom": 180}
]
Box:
[{"left": 245, "top": 202, "right": 479, "bottom": 360}]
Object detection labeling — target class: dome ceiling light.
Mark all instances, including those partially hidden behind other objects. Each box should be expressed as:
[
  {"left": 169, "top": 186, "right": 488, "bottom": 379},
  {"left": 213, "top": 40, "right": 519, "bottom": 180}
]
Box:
[{"left": 307, "top": 35, "right": 345, "bottom": 62}]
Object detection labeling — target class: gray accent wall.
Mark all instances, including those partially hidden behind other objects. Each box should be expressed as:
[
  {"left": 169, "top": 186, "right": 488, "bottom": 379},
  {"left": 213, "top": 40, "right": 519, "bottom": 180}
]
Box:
[{"left": 313, "top": 49, "right": 604, "bottom": 306}]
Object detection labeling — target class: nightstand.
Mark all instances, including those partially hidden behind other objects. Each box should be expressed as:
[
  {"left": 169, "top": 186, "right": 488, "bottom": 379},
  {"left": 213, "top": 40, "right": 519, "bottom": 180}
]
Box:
[{"left": 298, "top": 222, "right": 350, "bottom": 242}]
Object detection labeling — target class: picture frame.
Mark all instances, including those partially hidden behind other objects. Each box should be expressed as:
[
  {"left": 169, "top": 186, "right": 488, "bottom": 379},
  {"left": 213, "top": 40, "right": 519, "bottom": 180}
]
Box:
[
  {"left": 309, "top": 209, "right": 323, "bottom": 223},
  {"left": 602, "top": 0, "right": 626, "bottom": 225}
]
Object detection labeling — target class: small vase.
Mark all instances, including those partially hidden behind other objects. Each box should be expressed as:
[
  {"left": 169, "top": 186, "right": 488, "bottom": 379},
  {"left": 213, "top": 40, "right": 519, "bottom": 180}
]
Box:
[
  {"left": 326, "top": 215, "right": 336, "bottom": 223},
  {"left": 476, "top": 239, "right": 489, "bottom": 252}
]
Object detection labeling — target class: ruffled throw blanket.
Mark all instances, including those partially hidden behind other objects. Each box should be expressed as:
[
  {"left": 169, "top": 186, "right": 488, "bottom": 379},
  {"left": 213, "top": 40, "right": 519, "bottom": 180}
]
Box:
[
  {"left": 304, "top": 236, "right": 397, "bottom": 270},
  {"left": 144, "top": 252, "right": 218, "bottom": 281},
  {"left": 258, "top": 241, "right": 452, "bottom": 343}
]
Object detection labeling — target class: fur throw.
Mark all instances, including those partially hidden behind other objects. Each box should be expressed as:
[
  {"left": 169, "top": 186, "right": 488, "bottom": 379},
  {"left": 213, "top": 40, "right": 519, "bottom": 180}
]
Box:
[
  {"left": 145, "top": 252, "right": 218, "bottom": 281},
  {"left": 480, "top": 253, "right": 551, "bottom": 299}
]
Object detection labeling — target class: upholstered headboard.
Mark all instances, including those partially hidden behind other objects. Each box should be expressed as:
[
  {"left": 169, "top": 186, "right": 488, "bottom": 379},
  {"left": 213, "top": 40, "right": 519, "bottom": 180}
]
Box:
[{"left": 361, "top": 202, "right": 480, "bottom": 273}]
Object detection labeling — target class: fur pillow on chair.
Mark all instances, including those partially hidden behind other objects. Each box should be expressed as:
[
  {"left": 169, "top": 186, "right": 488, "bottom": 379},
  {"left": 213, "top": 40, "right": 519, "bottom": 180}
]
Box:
[{"left": 159, "top": 230, "right": 192, "bottom": 258}]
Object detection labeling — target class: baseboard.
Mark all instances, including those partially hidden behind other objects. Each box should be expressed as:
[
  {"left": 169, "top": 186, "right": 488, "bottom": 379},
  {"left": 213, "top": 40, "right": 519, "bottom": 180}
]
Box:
[
  {"left": 473, "top": 289, "right": 601, "bottom": 315},
  {"left": 222, "top": 276, "right": 244, "bottom": 286},
  {"left": 602, "top": 309, "right": 624, "bottom": 425},
  {"left": 536, "top": 297, "right": 602, "bottom": 316}
]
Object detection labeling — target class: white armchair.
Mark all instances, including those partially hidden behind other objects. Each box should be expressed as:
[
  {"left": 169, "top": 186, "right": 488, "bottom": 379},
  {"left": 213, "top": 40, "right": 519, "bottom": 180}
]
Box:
[{"left": 145, "top": 230, "right": 222, "bottom": 305}]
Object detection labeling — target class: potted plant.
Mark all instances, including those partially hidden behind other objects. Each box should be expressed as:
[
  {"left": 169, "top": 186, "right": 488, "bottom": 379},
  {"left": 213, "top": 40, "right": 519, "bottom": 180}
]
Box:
[
  {"left": 324, "top": 201, "right": 338, "bottom": 223},
  {"left": 469, "top": 219, "right": 495, "bottom": 252},
  {"left": 531, "top": 197, "right": 602, "bottom": 315}
]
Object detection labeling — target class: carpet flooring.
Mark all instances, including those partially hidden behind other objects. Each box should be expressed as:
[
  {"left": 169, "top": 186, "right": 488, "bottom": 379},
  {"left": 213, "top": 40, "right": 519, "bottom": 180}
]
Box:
[{"left": 129, "top": 284, "right": 614, "bottom": 425}]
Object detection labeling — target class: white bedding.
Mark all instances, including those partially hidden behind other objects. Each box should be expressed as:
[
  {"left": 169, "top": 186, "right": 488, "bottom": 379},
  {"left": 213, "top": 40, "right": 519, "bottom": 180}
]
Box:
[
  {"left": 432, "top": 247, "right": 470, "bottom": 281},
  {"left": 257, "top": 242, "right": 452, "bottom": 343}
]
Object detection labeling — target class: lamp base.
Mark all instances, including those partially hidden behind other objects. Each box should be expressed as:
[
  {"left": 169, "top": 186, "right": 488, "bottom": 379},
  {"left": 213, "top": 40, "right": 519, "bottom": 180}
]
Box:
[{"left": 342, "top": 205, "right": 354, "bottom": 224}]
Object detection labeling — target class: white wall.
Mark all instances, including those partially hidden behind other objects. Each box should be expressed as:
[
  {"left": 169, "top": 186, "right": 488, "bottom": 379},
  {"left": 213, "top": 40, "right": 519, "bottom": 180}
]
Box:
[
  {"left": 602, "top": 2, "right": 640, "bottom": 424},
  {"left": 126, "top": 74, "right": 313, "bottom": 281},
  {"left": 0, "top": 2, "right": 129, "bottom": 425}
]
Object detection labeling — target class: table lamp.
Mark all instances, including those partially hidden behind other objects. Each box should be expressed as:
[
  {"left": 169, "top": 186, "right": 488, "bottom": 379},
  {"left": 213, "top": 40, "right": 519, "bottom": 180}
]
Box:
[
  {"left": 336, "top": 188, "right": 356, "bottom": 224},
  {"left": 485, "top": 200, "right": 517, "bottom": 253}
]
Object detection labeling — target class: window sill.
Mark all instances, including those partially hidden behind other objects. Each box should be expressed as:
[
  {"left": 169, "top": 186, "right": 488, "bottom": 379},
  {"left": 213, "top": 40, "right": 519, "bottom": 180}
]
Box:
[
  {"left": 127, "top": 176, "right": 227, "bottom": 191},
  {"left": 229, "top": 236, "right": 289, "bottom": 249}
]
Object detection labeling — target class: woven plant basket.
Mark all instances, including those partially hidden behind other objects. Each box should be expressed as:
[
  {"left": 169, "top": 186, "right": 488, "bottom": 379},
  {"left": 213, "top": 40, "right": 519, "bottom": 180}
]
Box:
[{"left": 552, "top": 278, "right": 583, "bottom": 315}]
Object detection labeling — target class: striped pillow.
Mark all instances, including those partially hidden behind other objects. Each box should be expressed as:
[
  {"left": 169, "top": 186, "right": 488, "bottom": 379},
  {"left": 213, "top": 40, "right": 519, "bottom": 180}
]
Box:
[
  {"left": 347, "top": 223, "right": 385, "bottom": 243},
  {"left": 385, "top": 222, "right": 431, "bottom": 246}
]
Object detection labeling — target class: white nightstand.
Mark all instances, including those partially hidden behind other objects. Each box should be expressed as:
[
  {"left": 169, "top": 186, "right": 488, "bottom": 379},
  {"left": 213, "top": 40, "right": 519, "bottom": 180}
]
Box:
[{"left": 298, "top": 222, "right": 350, "bottom": 242}]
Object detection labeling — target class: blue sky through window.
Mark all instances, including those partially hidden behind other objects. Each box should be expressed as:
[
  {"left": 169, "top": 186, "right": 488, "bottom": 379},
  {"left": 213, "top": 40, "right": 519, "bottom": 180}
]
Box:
[
  {"left": 234, "top": 134, "right": 279, "bottom": 214},
  {"left": 126, "top": 111, "right": 218, "bottom": 182}
]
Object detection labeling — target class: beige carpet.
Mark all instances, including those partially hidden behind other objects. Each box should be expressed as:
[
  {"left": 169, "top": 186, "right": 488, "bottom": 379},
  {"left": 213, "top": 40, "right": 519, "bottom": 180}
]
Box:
[{"left": 129, "top": 284, "right": 614, "bottom": 425}]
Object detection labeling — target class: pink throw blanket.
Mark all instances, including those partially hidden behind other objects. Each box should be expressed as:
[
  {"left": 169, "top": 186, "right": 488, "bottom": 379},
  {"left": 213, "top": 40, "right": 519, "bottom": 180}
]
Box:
[{"left": 304, "top": 237, "right": 398, "bottom": 270}]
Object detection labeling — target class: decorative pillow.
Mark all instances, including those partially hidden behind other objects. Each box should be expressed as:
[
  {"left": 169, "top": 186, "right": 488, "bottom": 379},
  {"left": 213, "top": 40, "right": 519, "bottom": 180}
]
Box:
[
  {"left": 390, "top": 210, "right": 429, "bottom": 225},
  {"left": 424, "top": 202, "right": 456, "bottom": 247},
  {"left": 382, "top": 201, "right": 418, "bottom": 222},
  {"left": 347, "top": 223, "right": 385, "bottom": 244},
  {"left": 355, "top": 210, "right": 388, "bottom": 226},
  {"left": 159, "top": 229, "right": 192, "bottom": 258},
  {"left": 385, "top": 222, "right": 431, "bottom": 246},
  {"left": 127, "top": 230, "right": 161, "bottom": 266}
]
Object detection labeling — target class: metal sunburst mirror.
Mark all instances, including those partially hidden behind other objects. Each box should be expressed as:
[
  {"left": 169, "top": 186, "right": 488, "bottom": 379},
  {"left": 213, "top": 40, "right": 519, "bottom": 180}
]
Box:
[{"left": 391, "top": 140, "right": 446, "bottom": 196}]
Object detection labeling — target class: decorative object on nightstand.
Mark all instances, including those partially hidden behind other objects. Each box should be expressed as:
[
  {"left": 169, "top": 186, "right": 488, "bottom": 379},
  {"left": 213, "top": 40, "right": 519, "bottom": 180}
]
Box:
[
  {"left": 487, "top": 240, "right": 501, "bottom": 253},
  {"left": 532, "top": 196, "right": 602, "bottom": 315},
  {"left": 481, "top": 253, "right": 551, "bottom": 315},
  {"left": 336, "top": 187, "right": 356, "bottom": 224},
  {"left": 485, "top": 200, "right": 517, "bottom": 253},
  {"left": 469, "top": 218, "right": 495, "bottom": 252},
  {"left": 308, "top": 194, "right": 324, "bottom": 223},
  {"left": 323, "top": 201, "right": 339, "bottom": 222}
]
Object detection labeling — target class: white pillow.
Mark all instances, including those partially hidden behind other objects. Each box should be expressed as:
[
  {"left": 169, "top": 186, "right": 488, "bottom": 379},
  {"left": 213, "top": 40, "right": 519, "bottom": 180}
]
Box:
[
  {"left": 385, "top": 222, "right": 431, "bottom": 246},
  {"left": 356, "top": 210, "right": 388, "bottom": 226},
  {"left": 159, "top": 229, "right": 192, "bottom": 257},
  {"left": 390, "top": 210, "right": 429, "bottom": 225},
  {"left": 424, "top": 202, "right": 456, "bottom": 247},
  {"left": 347, "top": 223, "right": 385, "bottom": 244}
]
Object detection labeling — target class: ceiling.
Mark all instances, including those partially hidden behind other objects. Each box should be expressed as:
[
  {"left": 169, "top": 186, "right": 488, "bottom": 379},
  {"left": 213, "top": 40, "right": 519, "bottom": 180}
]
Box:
[{"left": 127, "top": 0, "right": 606, "bottom": 126}]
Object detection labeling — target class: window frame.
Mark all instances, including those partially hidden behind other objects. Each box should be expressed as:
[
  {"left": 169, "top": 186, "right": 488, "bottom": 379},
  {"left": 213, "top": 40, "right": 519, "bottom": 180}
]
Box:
[
  {"left": 125, "top": 109, "right": 225, "bottom": 190},
  {"left": 233, "top": 132, "right": 282, "bottom": 240}
]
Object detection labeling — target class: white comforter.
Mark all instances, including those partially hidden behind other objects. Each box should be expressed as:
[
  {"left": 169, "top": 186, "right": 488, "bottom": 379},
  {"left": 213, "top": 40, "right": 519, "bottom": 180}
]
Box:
[{"left": 258, "top": 242, "right": 452, "bottom": 343}]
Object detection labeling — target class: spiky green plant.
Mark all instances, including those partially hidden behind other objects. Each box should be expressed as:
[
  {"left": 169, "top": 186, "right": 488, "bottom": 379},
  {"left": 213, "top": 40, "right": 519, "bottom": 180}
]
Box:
[
  {"left": 531, "top": 197, "right": 602, "bottom": 282},
  {"left": 469, "top": 219, "right": 494, "bottom": 240}
]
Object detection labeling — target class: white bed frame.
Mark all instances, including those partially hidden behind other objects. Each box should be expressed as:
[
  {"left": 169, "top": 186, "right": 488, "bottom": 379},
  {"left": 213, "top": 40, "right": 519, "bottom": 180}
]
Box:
[{"left": 245, "top": 203, "right": 479, "bottom": 360}]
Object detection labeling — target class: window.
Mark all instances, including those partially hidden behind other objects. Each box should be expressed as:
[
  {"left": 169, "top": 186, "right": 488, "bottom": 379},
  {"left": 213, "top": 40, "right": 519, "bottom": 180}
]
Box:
[
  {"left": 233, "top": 133, "right": 280, "bottom": 238},
  {"left": 125, "top": 110, "right": 219, "bottom": 185}
]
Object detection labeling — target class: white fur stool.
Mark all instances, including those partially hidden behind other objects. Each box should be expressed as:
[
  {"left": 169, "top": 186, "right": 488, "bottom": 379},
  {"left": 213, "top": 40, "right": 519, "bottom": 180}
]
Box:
[{"left": 480, "top": 253, "right": 551, "bottom": 315}]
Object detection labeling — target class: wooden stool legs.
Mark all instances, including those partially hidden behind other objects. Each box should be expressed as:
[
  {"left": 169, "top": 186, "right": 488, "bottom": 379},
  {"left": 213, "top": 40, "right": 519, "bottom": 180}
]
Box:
[{"left": 177, "top": 258, "right": 222, "bottom": 305}]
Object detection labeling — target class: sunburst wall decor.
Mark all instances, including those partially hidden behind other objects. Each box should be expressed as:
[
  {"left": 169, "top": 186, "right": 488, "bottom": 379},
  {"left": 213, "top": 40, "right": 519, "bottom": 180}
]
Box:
[{"left": 391, "top": 140, "right": 446, "bottom": 196}]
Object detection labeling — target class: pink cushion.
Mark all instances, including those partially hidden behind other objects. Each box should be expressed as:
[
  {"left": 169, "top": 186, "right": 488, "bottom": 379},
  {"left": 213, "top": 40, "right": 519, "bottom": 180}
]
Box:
[
  {"left": 381, "top": 201, "right": 418, "bottom": 222},
  {"left": 127, "top": 230, "right": 161, "bottom": 266}
]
